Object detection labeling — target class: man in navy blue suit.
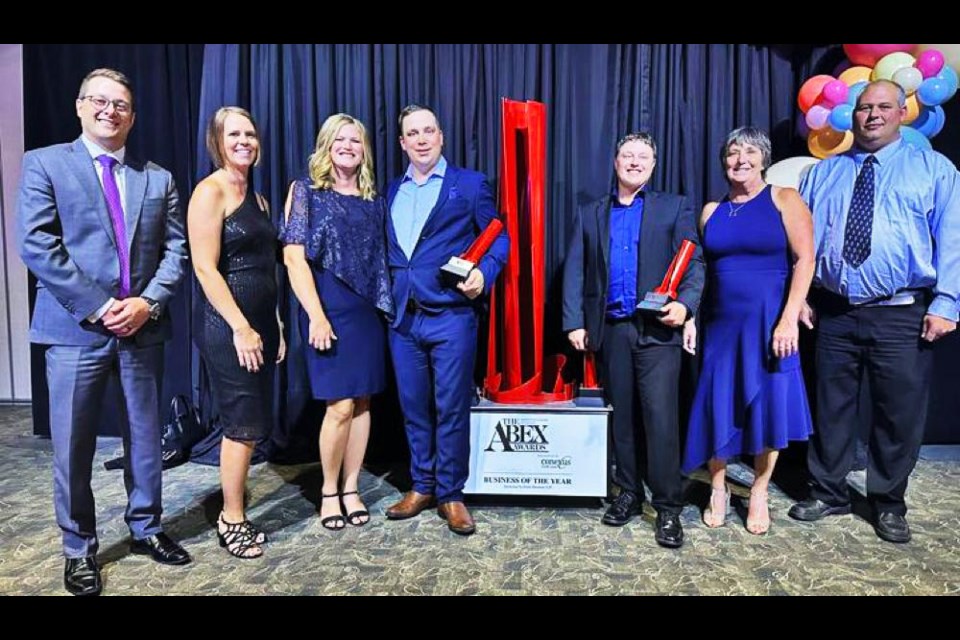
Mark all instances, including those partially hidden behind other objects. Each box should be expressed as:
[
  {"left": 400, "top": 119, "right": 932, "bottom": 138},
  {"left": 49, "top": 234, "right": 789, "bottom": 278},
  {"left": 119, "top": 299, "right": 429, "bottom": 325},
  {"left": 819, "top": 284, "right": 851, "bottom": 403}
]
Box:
[
  {"left": 384, "top": 105, "right": 509, "bottom": 536},
  {"left": 17, "top": 68, "right": 190, "bottom": 596}
]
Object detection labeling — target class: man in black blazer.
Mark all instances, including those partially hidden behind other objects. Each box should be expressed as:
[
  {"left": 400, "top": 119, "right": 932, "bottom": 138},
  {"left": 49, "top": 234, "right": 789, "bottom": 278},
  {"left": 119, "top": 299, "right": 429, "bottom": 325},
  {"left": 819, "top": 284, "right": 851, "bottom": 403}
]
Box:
[{"left": 562, "top": 132, "right": 703, "bottom": 548}]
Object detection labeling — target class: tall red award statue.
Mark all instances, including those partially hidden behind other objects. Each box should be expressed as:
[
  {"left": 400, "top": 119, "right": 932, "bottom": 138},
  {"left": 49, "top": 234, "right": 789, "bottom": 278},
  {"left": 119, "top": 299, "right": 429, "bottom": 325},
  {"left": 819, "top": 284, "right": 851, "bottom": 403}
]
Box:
[
  {"left": 483, "top": 99, "right": 575, "bottom": 403},
  {"left": 441, "top": 219, "right": 504, "bottom": 287},
  {"left": 636, "top": 240, "right": 697, "bottom": 316},
  {"left": 466, "top": 98, "right": 610, "bottom": 501}
]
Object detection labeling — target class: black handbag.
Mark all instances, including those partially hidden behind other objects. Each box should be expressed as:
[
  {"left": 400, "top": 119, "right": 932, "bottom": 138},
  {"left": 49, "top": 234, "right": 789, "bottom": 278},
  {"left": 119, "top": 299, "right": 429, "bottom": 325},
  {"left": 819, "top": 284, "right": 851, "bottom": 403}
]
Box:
[
  {"left": 160, "top": 395, "right": 205, "bottom": 468},
  {"left": 104, "top": 395, "right": 205, "bottom": 471}
]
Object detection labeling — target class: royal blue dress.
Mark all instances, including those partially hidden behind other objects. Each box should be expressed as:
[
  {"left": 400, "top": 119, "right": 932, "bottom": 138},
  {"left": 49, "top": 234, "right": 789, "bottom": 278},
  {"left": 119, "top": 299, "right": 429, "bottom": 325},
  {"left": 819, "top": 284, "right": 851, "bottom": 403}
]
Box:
[
  {"left": 683, "top": 186, "right": 813, "bottom": 472},
  {"left": 280, "top": 180, "right": 394, "bottom": 401}
]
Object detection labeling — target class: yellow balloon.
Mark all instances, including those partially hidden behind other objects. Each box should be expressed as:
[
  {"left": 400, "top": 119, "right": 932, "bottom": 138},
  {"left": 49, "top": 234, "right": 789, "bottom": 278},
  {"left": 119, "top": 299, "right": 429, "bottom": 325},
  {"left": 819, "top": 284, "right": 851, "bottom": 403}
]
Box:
[
  {"left": 903, "top": 95, "right": 921, "bottom": 125},
  {"left": 839, "top": 66, "right": 873, "bottom": 86},
  {"left": 872, "top": 52, "right": 917, "bottom": 81},
  {"left": 808, "top": 129, "right": 854, "bottom": 159},
  {"left": 916, "top": 44, "right": 960, "bottom": 74}
]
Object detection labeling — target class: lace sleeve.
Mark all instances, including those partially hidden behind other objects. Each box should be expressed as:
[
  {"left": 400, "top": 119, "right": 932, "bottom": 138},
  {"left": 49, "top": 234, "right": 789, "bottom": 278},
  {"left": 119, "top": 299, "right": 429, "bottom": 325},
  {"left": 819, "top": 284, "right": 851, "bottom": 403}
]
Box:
[{"left": 279, "top": 179, "right": 310, "bottom": 246}]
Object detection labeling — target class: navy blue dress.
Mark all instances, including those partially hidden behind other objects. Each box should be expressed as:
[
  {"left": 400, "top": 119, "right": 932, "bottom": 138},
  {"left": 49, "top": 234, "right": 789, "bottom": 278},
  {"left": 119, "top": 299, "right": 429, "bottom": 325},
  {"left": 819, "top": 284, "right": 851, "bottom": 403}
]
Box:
[
  {"left": 683, "top": 186, "right": 813, "bottom": 472},
  {"left": 280, "top": 180, "right": 393, "bottom": 401}
]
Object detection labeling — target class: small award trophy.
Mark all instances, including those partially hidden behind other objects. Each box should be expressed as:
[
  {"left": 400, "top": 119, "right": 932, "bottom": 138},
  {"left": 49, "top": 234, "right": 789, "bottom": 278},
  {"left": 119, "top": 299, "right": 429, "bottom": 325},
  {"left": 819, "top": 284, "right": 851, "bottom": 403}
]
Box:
[
  {"left": 636, "top": 239, "right": 697, "bottom": 316},
  {"left": 440, "top": 219, "right": 504, "bottom": 287}
]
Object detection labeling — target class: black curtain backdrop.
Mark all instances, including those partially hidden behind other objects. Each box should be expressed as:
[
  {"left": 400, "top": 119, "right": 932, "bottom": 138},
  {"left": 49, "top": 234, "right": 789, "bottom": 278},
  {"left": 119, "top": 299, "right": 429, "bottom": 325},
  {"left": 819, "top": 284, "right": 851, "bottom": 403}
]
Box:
[{"left": 22, "top": 43, "right": 960, "bottom": 449}]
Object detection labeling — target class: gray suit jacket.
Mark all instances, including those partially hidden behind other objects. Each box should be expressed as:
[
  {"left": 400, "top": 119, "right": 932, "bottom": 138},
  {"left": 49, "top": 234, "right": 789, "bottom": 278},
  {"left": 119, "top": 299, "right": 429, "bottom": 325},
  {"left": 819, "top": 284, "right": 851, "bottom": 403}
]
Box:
[{"left": 17, "top": 137, "right": 187, "bottom": 346}]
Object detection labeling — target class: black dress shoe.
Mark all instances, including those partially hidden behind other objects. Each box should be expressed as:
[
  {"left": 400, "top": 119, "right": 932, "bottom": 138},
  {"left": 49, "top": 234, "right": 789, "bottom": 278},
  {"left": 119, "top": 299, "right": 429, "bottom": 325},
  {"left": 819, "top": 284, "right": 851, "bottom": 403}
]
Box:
[
  {"left": 654, "top": 512, "right": 684, "bottom": 549},
  {"left": 788, "top": 498, "right": 852, "bottom": 522},
  {"left": 64, "top": 556, "right": 102, "bottom": 596},
  {"left": 130, "top": 532, "right": 192, "bottom": 565},
  {"left": 601, "top": 491, "right": 641, "bottom": 527},
  {"left": 874, "top": 512, "right": 911, "bottom": 544}
]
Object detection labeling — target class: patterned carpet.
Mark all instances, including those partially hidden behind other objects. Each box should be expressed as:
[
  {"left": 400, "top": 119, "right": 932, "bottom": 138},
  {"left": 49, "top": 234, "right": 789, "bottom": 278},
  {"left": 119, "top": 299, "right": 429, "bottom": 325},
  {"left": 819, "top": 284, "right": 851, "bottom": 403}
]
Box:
[{"left": 1, "top": 405, "right": 957, "bottom": 596}]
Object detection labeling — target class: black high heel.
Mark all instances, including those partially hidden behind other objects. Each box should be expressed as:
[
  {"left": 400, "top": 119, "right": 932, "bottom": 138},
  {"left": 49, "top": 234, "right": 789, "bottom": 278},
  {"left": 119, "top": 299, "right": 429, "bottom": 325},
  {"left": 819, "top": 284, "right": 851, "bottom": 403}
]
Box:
[
  {"left": 320, "top": 493, "right": 346, "bottom": 531},
  {"left": 341, "top": 490, "right": 370, "bottom": 527},
  {"left": 217, "top": 512, "right": 264, "bottom": 559}
]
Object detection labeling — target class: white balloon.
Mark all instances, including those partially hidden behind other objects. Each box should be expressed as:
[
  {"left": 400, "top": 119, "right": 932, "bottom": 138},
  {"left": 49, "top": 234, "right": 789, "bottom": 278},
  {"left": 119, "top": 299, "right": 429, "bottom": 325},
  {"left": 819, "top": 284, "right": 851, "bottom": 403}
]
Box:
[{"left": 766, "top": 156, "right": 821, "bottom": 190}]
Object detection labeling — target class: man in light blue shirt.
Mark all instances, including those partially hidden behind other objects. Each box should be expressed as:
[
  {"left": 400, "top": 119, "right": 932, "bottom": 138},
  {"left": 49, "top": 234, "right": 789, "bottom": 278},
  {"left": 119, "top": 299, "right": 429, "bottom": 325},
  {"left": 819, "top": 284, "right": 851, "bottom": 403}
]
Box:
[{"left": 791, "top": 80, "right": 960, "bottom": 543}]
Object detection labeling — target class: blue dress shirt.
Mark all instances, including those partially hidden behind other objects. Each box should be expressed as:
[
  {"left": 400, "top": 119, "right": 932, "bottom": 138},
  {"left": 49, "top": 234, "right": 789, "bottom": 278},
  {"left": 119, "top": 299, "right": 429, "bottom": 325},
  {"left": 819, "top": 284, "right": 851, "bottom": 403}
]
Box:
[
  {"left": 606, "top": 192, "right": 644, "bottom": 319},
  {"left": 391, "top": 156, "right": 447, "bottom": 260},
  {"left": 801, "top": 138, "right": 960, "bottom": 321}
]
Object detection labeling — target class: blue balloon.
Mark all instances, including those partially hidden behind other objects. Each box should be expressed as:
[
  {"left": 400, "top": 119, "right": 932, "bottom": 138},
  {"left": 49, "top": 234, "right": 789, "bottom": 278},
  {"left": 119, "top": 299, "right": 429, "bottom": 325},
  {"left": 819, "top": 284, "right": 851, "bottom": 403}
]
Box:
[
  {"left": 901, "top": 125, "right": 933, "bottom": 149},
  {"left": 828, "top": 104, "right": 854, "bottom": 132},
  {"left": 847, "top": 81, "right": 868, "bottom": 106},
  {"left": 912, "top": 106, "right": 941, "bottom": 137},
  {"left": 936, "top": 65, "right": 959, "bottom": 100},
  {"left": 932, "top": 106, "right": 947, "bottom": 138},
  {"left": 918, "top": 78, "right": 951, "bottom": 107}
]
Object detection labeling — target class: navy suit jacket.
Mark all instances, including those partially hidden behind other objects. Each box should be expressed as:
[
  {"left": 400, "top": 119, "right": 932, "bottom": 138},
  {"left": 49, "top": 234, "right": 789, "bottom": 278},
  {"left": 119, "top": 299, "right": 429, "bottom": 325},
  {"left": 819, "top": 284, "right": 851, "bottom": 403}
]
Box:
[
  {"left": 17, "top": 137, "right": 188, "bottom": 347},
  {"left": 562, "top": 192, "right": 704, "bottom": 350},
  {"left": 386, "top": 164, "right": 509, "bottom": 328}
]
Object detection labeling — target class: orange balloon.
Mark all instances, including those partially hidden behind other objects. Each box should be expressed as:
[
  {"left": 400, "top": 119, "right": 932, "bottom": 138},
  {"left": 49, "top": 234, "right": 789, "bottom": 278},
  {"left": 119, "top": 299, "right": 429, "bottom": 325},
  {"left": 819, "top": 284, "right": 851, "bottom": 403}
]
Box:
[
  {"left": 839, "top": 66, "right": 873, "bottom": 86},
  {"left": 799, "top": 75, "right": 836, "bottom": 113},
  {"left": 808, "top": 128, "right": 854, "bottom": 159},
  {"left": 903, "top": 95, "right": 921, "bottom": 125}
]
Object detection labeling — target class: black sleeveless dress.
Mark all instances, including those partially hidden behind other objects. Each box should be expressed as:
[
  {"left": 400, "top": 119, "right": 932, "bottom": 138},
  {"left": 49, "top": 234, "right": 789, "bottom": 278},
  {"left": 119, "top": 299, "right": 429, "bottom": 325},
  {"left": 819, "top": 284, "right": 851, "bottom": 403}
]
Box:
[{"left": 194, "top": 189, "right": 279, "bottom": 442}]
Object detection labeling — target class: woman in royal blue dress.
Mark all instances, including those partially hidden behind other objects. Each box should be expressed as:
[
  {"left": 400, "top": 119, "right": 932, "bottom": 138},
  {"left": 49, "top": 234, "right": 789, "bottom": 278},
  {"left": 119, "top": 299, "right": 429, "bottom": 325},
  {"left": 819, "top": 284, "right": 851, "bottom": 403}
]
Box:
[
  {"left": 281, "top": 114, "right": 393, "bottom": 531},
  {"left": 683, "top": 127, "right": 815, "bottom": 534}
]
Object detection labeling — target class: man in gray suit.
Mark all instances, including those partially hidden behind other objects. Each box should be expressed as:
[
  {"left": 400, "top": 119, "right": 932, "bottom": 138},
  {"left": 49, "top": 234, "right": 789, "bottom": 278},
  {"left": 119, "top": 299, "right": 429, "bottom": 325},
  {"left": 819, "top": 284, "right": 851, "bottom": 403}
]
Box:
[{"left": 17, "top": 68, "right": 190, "bottom": 596}]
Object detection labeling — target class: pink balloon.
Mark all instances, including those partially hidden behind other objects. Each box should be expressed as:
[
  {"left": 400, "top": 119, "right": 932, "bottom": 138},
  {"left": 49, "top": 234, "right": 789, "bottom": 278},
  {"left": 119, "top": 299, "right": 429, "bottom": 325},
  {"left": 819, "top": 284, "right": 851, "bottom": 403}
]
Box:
[
  {"left": 843, "top": 44, "right": 916, "bottom": 68},
  {"left": 916, "top": 49, "right": 946, "bottom": 79},
  {"left": 822, "top": 80, "right": 850, "bottom": 106}
]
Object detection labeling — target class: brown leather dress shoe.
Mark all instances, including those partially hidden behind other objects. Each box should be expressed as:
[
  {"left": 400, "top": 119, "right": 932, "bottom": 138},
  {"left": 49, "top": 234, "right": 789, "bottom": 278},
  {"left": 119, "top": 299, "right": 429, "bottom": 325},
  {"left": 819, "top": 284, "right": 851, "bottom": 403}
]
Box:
[
  {"left": 438, "top": 501, "right": 476, "bottom": 536},
  {"left": 385, "top": 491, "right": 436, "bottom": 520}
]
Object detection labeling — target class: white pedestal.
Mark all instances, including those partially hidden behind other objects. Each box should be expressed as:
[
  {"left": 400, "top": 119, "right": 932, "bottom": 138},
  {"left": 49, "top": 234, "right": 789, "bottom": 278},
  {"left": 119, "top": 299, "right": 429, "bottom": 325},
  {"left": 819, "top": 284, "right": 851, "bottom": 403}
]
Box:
[{"left": 465, "top": 398, "right": 611, "bottom": 498}]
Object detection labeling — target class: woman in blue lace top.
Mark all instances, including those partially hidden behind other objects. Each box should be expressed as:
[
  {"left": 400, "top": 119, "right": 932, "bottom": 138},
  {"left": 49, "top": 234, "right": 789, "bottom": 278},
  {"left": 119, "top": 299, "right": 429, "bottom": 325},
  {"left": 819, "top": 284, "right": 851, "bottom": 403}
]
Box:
[{"left": 281, "top": 113, "right": 393, "bottom": 531}]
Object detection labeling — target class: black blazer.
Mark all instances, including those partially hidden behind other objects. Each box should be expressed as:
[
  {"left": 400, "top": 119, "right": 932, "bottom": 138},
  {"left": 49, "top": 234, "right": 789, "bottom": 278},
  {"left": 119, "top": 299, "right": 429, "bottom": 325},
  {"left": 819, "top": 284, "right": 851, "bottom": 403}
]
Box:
[{"left": 562, "top": 192, "right": 704, "bottom": 351}]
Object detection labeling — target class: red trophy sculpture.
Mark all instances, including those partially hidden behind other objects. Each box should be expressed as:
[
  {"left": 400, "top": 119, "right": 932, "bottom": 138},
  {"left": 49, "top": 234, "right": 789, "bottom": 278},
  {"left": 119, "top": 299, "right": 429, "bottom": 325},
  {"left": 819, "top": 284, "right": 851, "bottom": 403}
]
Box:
[
  {"left": 441, "top": 219, "right": 505, "bottom": 287},
  {"left": 636, "top": 240, "right": 697, "bottom": 315}
]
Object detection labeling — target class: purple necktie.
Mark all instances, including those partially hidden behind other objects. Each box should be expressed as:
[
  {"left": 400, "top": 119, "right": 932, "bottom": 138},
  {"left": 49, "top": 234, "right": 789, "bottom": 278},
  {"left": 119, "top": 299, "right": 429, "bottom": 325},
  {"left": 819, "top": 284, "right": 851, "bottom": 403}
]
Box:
[{"left": 96, "top": 154, "right": 130, "bottom": 298}]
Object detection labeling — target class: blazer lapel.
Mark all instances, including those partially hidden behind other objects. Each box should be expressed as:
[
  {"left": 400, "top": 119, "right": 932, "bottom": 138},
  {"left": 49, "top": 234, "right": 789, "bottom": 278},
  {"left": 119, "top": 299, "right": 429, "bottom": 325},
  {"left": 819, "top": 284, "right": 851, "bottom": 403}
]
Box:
[
  {"left": 638, "top": 191, "right": 658, "bottom": 283},
  {"left": 385, "top": 179, "right": 405, "bottom": 263},
  {"left": 67, "top": 138, "right": 117, "bottom": 248},
  {"left": 410, "top": 167, "right": 455, "bottom": 260},
  {"left": 123, "top": 155, "right": 147, "bottom": 252},
  {"left": 598, "top": 196, "right": 611, "bottom": 277}
]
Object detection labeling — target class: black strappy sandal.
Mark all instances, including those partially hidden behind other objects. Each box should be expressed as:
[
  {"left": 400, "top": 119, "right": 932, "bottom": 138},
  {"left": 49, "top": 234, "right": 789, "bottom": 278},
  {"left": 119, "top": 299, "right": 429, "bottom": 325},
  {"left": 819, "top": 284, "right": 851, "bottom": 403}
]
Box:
[
  {"left": 217, "top": 512, "right": 264, "bottom": 559},
  {"left": 341, "top": 490, "right": 370, "bottom": 527},
  {"left": 320, "top": 493, "right": 346, "bottom": 531}
]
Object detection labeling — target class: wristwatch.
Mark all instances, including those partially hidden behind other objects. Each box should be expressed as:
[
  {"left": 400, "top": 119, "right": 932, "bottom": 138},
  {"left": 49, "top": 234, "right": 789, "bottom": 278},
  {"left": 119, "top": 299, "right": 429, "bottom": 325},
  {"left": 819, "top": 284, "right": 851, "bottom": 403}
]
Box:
[{"left": 142, "top": 297, "right": 161, "bottom": 321}]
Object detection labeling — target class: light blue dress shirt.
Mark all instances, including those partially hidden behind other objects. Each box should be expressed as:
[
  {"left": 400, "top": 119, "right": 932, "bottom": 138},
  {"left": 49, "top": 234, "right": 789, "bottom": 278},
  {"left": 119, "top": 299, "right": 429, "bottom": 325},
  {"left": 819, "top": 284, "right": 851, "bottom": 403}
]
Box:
[
  {"left": 800, "top": 138, "right": 960, "bottom": 321},
  {"left": 391, "top": 156, "right": 447, "bottom": 260}
]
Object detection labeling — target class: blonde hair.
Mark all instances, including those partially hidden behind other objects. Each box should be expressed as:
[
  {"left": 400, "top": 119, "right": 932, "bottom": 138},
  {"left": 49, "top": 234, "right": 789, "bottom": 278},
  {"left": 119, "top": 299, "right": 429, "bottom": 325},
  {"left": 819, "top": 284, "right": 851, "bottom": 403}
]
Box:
[
  {"left": 307, "top": 113, "right": 377, "bottom": 201},
  {"left": 206, "top": 106, "right": 261, "bottom": 169}
]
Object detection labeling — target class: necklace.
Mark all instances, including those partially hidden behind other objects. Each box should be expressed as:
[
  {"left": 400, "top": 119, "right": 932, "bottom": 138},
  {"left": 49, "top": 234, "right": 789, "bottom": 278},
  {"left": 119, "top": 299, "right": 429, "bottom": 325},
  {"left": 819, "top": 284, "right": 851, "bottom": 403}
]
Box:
[
  {"left": 726, "top": 185, "right": 765, "bottom": 217},
  {"left": 727, "top": 200, "right": 749, "bottom": 217}
]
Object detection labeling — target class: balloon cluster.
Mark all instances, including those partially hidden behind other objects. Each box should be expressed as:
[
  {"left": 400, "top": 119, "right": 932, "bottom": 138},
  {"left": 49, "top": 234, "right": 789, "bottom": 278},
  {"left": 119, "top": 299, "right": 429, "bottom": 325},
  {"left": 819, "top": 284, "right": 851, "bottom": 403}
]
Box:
[{"left": 797, "top": 44, "right": 960, "bottom": 158}]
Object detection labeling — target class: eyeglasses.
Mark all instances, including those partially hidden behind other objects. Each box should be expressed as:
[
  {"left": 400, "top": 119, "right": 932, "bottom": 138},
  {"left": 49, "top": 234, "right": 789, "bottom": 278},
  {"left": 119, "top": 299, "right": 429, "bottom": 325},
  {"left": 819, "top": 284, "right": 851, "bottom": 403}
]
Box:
[{"left": 80, "top": 95, "right": 132, "bottom": 114}]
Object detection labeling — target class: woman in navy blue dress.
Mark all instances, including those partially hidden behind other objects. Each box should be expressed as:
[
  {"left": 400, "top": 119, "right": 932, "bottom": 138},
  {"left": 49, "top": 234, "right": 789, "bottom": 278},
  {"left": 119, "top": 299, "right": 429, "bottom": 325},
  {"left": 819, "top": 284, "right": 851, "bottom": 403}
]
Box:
[
  {"left": 190, "top": 107, "right": 285, "bottom": 558},
  {"left": 683, "top": 127, "right": 815, "bottom": 534},
  {"left": 281, "top": 114, "right": 393, "bottom": 530}
]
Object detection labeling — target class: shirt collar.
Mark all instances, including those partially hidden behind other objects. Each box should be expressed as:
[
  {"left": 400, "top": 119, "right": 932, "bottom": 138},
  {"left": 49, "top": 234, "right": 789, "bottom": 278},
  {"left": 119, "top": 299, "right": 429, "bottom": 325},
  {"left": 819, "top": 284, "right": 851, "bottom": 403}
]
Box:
[
  {"left": 80, "top": 135, "right": 126, "bottom": 166},
  {"left": 852, "top": 137, "right": 903, "bottom": 166},
  {"left": 403, "top": 155, "right": 447, "bottom": 184}
]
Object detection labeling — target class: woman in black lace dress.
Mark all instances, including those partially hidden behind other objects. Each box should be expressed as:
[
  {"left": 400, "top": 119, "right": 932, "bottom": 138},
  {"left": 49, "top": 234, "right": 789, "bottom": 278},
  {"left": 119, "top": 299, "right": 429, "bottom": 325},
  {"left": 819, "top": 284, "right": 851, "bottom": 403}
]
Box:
[
  {"left": 189, "top": 107, "right": 286, "bottom": 558},
  {"left": 281, "top": 113, "right": 393, "bottom": 530}
]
